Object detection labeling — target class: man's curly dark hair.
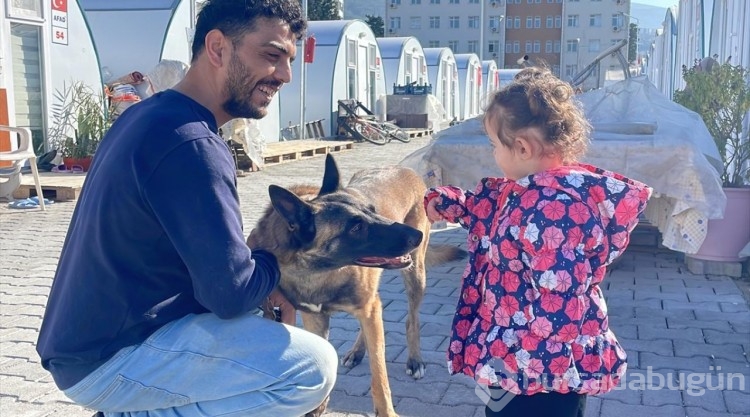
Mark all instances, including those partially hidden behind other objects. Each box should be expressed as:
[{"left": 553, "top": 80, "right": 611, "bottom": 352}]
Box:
[{"left": 191, "top": 0, "right": 307, "bottom": 62}]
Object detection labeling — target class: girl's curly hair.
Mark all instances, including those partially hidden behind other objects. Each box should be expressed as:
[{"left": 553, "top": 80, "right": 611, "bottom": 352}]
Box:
[{"left": 484, "top": 67, "right": 590, "bottom": 163}]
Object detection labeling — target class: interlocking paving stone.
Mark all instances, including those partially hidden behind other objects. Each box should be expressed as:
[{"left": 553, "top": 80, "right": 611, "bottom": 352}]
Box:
[{"left": 2, "top": 138, "right": 749, "bottom": 417}]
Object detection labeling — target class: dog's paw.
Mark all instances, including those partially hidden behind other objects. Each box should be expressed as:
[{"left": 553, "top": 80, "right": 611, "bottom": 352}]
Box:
[
  {"left": 304, "top": 397, "right": 329, "bottom": 417},
  {"left": 341, "top": 348, "right": 366, "bottom": 368},
  {"left": 405, "top": 358, "right": 426, "bottom": 379}
]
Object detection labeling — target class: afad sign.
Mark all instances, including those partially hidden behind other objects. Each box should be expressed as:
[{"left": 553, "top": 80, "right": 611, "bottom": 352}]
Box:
[{"left": 51, "top": 0, "right": 68, "bottom": 45}]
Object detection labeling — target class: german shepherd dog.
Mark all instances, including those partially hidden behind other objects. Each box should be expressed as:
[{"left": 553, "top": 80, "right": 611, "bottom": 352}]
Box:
[{"left": 247, "top": 154, "right": 465, "bottom": 417}]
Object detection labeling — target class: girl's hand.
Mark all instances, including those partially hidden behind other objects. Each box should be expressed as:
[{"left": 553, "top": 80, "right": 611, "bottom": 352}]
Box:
[{"left": 426, "top": 197, "right": 445, "bottom": 223}]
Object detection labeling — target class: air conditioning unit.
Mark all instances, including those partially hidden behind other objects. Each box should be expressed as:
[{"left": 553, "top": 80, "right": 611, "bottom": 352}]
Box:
[
  {"left": 612, "top": 26, "right": 620, "bottom": 32},
  {"left": 615, "top": 0, "right": 623, "bottom": 4},
  {"left": 492, "top": 53, "right": 498, "bottom": 57},
  {"left": 389, "top": 3, "right": 398, "bottom": 8},
  {"left": 388, "top": 28, "right": 395, "bottom": 33},
  {"left": 490, "top": 27, "right": 498, "bottom": 33},
  {"left": 490, "top": 1, "right": 498, "bottom": 7}
]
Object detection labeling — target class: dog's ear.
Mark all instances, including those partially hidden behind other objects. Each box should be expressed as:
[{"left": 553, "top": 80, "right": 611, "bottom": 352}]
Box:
[
  {"left": 318, "top": 154, "right": 341, "bottom": 196},
  {"left": 268, "top": 185, "right": 316, "bottom": 245}
]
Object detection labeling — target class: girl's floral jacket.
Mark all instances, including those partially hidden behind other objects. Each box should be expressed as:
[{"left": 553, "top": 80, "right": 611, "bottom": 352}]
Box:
[{"left": 425, "top": 164, "right": 652, "bottom": 396}]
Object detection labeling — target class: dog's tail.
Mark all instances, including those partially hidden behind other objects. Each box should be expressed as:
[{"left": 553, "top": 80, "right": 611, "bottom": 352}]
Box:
[{"left": 425, "top": 244, "right": 467, "bottom": 267}]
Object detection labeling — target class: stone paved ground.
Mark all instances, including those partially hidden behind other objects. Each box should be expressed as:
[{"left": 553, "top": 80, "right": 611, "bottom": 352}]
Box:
[{"left": 1, "top": 136, "right": 749, "bottom": 417}]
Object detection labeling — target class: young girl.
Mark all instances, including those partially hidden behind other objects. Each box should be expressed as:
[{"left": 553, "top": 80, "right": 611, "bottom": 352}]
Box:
[{"left": 425, "top": 67, "right": 652, "bottom": 416}]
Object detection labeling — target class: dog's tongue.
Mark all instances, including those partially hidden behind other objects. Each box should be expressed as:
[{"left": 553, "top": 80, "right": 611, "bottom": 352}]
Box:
[{"left": 356, "top": 255, "right": 412, "bottom": 269}]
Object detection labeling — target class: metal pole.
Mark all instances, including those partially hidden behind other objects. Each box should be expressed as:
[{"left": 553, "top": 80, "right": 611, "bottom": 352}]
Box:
[
  {"left": 299, "top": 0, "right": 307, "bottom": 140},
  {"left": 479, "top": 0, "right": 484, "bottom": 60}
]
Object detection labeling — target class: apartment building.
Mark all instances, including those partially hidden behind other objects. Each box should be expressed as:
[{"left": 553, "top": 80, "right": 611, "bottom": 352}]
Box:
[
  {"left": 560, "top": 0, "right": 631, "bottom": 89},
  {"left": 386, "top": 0, "right": 632, "bottom": 88}
]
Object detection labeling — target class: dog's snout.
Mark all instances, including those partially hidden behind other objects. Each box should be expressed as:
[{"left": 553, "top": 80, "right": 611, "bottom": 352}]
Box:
[{"left": 407, "top": 229, "right": 423, "bottom": 248}]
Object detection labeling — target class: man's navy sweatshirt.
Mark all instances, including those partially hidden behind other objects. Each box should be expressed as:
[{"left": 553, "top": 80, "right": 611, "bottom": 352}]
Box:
[{"left": 36, "top": 90, "right": 280, "bottom": 390}]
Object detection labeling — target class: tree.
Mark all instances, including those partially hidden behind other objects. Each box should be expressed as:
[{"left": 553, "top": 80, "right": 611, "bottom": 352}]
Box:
[
  {"left": 627, "top": 23, "right": 638, "bottom": 63},
  {"left": 674, "top": 58, "right": 750, "bottom": 187},
  {"left": 365, "top": 14, "right": 384, "bottom": 38},
  {"left": 308, "top": 0, "right": 341, "bottom": 21}
]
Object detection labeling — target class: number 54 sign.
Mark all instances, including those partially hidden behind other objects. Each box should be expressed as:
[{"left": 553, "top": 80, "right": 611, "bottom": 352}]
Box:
[{"left": 51, "top": 0, "right": 69, "bottom": 45}]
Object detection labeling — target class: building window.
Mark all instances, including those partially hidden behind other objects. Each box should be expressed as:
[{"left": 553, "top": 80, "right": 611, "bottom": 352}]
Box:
[
  {"left": 429, "top": 40, "right": 440, "bottom": 47},
  {"left": 565, "top": 65, "right": 578, "bottom": 77},
  {"left": 506, "top": 42, "right": 513, "bottom": 53},
  {"left": 589, "top": 14, "right": 601, "bottom": 27},
  {"left": 448, "top": 40, "right": 458, "bottom": 50},
  {"left": 545, "top": 40, "right": 553, "bottom": 53},
  {"left": 429, "top": 16, "right": 440, "bottom": 28},
  {"left": 552, "top": 65, "right": 560, "bottom": 76},
  {"left": 534, "top": 16, "right": 541, "bottom": 28},
  {"left": 514, "top": 17, "right": 521, "bottom": 28},
  {"left": 468, "top": 16, "right": 480, "bottom": 28},
  {"left": 449, "top": 16, "right": 460, "bottom": 28},
  {"left": 347, "top": 40, "right": 357, "bottom": 66},
  {"left": 410, "top": 17, "right": 421, "bottom": 29},
  {"left": 391, "top": 0, "right": 402, "bottom": 4},
  {"left": 513, "top": 41, "right": 520, "bottom": 53},
  {"left": 430, "top": 0, "right": 440, "bottom": 3},
  {"left": 390, "top": 17, "right": 401, "bottom": 29},
  {"left": 488, "top": 41, "right": 499, "bottom": 53},
  {"left": 546, "top": 16, "right": 553, "bottom": 28},
  {"left": 6, "top": 0, "right": 43, "bottom": 20},
  {"left": 526, "top": 17, "right": 533, "bottom": 28},
  {"left": 554, "top": 40, "right": 561, "bottom": 52},
  {"left": 449, "top": 0, "right": 459, "bottom": 3},
  {"left": 566, "top": 40, "right": 578, "bottom": 52},
  {"left": 589, "top": 39, "right": 600, "bottom": 52},
  {"left": 533, "top": 41, "right": 540, "bottom": 53},
  {"left": 469, "top": 0, "right": 478, "bottom": 3},
  {"left": 525, "top": 41, "right": 532, "bottom": 53},
  {"left": 468, "top": 41, "right": 478, "bottom": 53},
  {"left": 612, "top": 14, "right": 623, "bottom": 28},
  {"left": 489, "top": 15, "right": 503, "bottom": 29},
  {"left": 411, "top": 0, "right": 421, "bottom": 4},
  {"left": 567, "top": 15, "right": 579, "bottom": 27},
  {"left": 506, "top": 16, "right": 513, "bottom": 29},
  {"left": 555, "top": 16, "right": 562, "bottom": 28}
]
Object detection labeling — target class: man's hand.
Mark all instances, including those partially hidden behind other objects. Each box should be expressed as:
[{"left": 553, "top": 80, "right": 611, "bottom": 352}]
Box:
[{"left": 263, "top": 288, "right": 297, "bottom": 325}]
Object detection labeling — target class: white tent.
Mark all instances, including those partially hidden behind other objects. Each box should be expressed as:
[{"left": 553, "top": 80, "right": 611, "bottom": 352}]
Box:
[
  {"left": 454, "top": 53, "right": 482, "bottom": 120},
  {"left": 79, "top": 0, "right": 194, "bottom": 82},
  {"left": 280, "top": 19, "right": 386, "bottom": 137},
  {"left": 481, "top": 60, "right": 500, "bottom": 102},
  {"left": 376, "top": 36, "right": 428, "bottom": 91},
  {"left": 0, "top": 0, "right": 101, "bottom": 151},
  {"left": 423, "top": 47, "right": 459, "bottom": 123}
]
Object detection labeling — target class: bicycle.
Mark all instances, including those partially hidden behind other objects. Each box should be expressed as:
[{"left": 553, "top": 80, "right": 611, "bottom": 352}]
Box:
[{"left": 346, "top": 116, "right": 411, "bottom": 145}]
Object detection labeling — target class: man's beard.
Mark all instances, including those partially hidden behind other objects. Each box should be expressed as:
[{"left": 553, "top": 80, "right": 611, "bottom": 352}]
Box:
[{"left": 222, "top": 53, "right": 278, "bottom": 120}]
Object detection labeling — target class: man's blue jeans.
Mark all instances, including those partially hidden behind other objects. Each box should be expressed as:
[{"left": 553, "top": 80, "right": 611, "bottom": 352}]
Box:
[{"left": 62, "top": 311, "right": 338, "bottom": 416}]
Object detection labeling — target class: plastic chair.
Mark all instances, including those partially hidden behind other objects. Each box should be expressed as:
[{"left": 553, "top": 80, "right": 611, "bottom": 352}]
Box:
[{"left": 0, "top": 125, "right": 45, "bottom": 210}]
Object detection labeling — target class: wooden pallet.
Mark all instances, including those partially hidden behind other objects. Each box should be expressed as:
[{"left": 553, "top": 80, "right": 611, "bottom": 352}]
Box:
[
  {"left": 13, "top": 172, "right": 85, "bottom": 201},
  {"left": 402, "top": 128, "right": 433, "bottom": 138},
  {"left": 253, "top": 139, "right": 354, "bottom": 170}
]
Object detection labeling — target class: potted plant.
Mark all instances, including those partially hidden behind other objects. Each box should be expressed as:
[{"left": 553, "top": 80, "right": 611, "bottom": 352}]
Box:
[
  {"left": 48, "top": 81, "right": 111, "bottom": 172},
  {"left": 674, "top": 57, "right": 750, "bottom": 263}
]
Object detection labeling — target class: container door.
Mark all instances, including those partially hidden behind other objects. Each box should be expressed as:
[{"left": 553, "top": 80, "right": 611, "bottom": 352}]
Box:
[
  {"left": 357, "top": 44, "right": 369, "bottom": 109},
  {"left": 10, "top": 23, "right": 46, "bottom": 153}
]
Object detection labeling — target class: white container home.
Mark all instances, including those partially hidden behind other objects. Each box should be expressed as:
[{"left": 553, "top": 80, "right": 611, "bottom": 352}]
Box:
[
  {"left": 1, "top": 0, "right": 102, "bottom": 152},
  {"left": 79, "top": 0, "right": 194, "bottom": 83},
  {"left": 423, "top": 47, "right": 459, "bottom": 123},
  {"left": 482, "top": 60, "right": 500, "bottom": 101},
  {"left": 646, "top": 8, "right": 678, "bottom": 99},
  {"left": 376, "top": 36, "right": 427, "bottom": 92},
  {"left": 454, "top": 53, "right": 483, "bottom": 121},
  {"left": 280, "top": 19, "right": 386, "bottom": 137}
]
